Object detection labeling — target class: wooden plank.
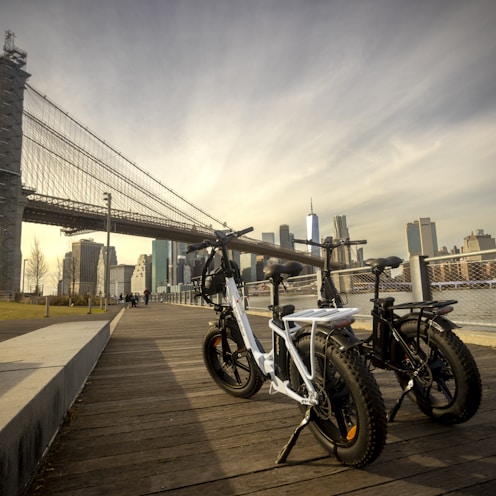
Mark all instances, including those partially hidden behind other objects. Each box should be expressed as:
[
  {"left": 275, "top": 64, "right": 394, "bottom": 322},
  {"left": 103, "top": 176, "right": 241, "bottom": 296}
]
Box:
[{"left": 26, "top": 304, "right": 496, "bottom": 495}]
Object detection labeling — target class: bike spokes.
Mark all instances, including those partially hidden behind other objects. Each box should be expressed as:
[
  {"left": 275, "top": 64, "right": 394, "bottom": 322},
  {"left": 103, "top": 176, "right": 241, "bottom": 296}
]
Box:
[{"left": 211, "top": 335, "right": 251, "bottom": 387}]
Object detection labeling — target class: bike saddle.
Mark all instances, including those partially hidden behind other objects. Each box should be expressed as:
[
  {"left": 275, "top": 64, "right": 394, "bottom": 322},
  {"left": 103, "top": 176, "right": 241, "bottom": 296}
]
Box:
[
  {"left": 365, "top": 256, "right": 403, "bottom": 274},
  {"left": 264, "top": 261, "right": 303, "bottom": 283}
]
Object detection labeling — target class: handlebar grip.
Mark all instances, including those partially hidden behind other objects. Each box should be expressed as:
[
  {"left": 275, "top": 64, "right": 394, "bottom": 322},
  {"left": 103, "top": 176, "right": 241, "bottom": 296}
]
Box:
[
  {"left": 347, "top": 240, "right": 367, "bottom": 246},
  {"left": 186, "top": 241, "right": 208, "bottom": 253},
  {"left": 237, "top": 226, "right": 254, "bottom": 237},
  {"left": 294, "top": 238, "right": 319, "bottom": 246}
]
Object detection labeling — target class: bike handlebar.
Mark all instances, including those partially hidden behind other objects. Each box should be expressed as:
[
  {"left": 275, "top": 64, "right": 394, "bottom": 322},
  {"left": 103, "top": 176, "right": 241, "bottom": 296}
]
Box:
[
  {"left": 293, "top": 238, "right": 367, "bottom": 249},
  {"left": 186, "top": 241, "right": 209, "bottom": 253},
  {"left": 186, "top": 226, "right": 254, "bottom": 253}
]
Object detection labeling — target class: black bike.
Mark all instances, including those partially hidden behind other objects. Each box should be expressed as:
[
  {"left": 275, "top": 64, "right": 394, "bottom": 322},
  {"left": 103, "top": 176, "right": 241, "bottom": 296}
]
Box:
[{"left": 294, "top": 237, "right": 482, "bottom": 424}]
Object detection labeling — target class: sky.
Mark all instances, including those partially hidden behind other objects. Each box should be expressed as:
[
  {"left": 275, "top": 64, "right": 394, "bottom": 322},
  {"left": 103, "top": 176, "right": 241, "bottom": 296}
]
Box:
[{"left": 2, "top": 0, "right": 496, "bottom": 292}]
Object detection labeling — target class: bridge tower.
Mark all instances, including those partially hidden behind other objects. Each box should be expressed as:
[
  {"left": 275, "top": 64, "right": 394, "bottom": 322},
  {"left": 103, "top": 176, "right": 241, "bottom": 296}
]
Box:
[{"left": 0, "top": 31, "right": 31, "bottom": 298}]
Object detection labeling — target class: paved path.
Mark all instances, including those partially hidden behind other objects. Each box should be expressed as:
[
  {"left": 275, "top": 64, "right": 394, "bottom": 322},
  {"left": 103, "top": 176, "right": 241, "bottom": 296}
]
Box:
[{"left": 25, "top": 304, "right": 496, "bottom": 495}]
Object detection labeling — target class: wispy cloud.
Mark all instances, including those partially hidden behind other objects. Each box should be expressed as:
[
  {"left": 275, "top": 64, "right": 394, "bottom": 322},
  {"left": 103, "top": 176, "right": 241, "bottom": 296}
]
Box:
[{"left": 3, "top": 0, "right": 495, "bottom": 272}]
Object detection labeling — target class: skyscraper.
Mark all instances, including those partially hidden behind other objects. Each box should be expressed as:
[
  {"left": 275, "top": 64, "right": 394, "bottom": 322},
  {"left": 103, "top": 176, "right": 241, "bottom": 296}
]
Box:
[
  {"left": 262, "top": 232, "right": 275, "bottom": 244},
  {"left": 333, "top": 215, "right": 350, "bottom": 240},
  {"left": 110, "top": 264, "right": 134, "bottom": 297},
  {"left": 279, "top": 224, "right": 292, "bottom": 249},
  {"left": 152, "top": 239, "right": 169, "bottom": 293},
  {"left": 333, "top": 215, "right": 351, "bottom": 266},
  {"left": 70, "top": 239, "right": 104, "bottom": 295},
  {"left": 306, "top": 200, "right": 320, "bottom": 257},
  {"left": 131, "top": 254, "right": 152, "bottom": 294},
  {"left": 405, "top": 217, "right": 439, "bottom": 257},
  {"left": 96, "top": 245, "right": 117, "bottom": 295},
  {"left": 463, "top": 229, "right": 495, "bottom": 261},
  {"left": 240, "top": 252, "right": 258, "bottom": 282}
]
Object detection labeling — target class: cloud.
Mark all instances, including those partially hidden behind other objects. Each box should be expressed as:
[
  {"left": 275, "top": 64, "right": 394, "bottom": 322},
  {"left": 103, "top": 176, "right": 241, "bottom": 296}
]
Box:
[{"left": 2, "top": 0, "right": 495, "bottom": 292}]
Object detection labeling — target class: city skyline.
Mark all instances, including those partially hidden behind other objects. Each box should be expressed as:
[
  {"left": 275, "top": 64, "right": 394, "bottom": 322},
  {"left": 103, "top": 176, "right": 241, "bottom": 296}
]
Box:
[
  {"left": 5, "top": 0, "right": 495, "bottom": 289},
  {"left": 24, "top": 210, "right": 494, "bottom": 296}
]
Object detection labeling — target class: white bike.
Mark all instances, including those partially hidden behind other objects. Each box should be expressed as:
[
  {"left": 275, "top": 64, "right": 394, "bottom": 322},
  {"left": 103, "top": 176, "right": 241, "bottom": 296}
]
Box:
[{"left": 187, "top": 227, "right": 387, "bottom": 467}]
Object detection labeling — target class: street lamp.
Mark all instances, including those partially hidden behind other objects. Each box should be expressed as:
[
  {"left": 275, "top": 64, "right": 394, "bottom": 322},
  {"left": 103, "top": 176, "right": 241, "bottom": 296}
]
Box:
[
  {"left": 103, "top": 192, "right": 112, "bottom": 311},
  {"left": 22, "top": 258, "right": 28, "bottom": 294}
]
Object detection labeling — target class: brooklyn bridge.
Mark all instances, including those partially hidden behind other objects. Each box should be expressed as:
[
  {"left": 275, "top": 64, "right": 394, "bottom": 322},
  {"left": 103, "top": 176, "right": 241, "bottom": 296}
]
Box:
[{"left": 0, "top": 32, "right": 323, "bottom": 297}]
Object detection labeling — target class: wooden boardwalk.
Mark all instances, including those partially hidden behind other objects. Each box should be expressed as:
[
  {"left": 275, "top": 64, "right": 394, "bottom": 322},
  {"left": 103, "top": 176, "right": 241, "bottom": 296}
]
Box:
[{"left": 26, "top": 304, "right": 496, "bottom": 495}]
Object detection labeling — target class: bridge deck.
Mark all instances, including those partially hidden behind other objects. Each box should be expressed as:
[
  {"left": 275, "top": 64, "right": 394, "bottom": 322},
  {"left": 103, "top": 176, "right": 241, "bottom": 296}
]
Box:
[{"left": 26, "top": 304, "right": 496, "bottom": 495}]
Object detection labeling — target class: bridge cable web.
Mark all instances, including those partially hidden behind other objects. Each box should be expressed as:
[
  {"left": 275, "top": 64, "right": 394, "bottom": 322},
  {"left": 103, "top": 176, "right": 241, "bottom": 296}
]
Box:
[{"left": 21, "top": 83, "right": 233, "bottom": 232}]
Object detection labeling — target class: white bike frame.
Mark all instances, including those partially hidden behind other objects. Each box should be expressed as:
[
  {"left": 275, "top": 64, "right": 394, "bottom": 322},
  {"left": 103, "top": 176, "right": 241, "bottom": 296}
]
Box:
[{"left": 224, "top": 275, "right": 359, "bottom": 406}]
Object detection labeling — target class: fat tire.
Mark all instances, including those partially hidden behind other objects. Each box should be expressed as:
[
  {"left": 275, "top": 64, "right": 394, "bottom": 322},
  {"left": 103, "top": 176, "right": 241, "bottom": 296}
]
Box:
[
  {"left": 203, "top": 324, "right": 264, "bottom": 398},
  {"left": 395, "top": 318, "right": 482, "bottom": 425},
  {"left": 289, "top": 332, "right": 387, "bottom": 468}
]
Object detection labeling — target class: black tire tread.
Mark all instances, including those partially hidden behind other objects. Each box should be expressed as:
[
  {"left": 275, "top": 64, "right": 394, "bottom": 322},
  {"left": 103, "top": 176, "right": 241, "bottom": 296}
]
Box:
[
  {"left": 397, "top": 319, "right": 482, "bottom": 425},
  {"left": 203, "top": 325, "right": 264, "bottom": 399},
  {"left": 291, "top": 333, "right": 387, "bottom": 468}
]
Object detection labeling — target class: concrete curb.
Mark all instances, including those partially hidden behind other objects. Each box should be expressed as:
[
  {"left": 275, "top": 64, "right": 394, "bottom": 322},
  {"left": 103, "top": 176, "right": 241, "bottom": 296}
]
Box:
[{"left": 0, "top": 320, "right": 112, "bottom": 496}]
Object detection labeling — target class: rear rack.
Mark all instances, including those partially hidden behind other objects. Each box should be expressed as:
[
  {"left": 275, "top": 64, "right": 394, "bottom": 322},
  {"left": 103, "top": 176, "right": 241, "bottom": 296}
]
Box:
[
  {"left": 283, "top": 307, "right": 358, "bottom": 323},
  {"left": 392, "top": 300, "right": 457, "bottom": 311}
]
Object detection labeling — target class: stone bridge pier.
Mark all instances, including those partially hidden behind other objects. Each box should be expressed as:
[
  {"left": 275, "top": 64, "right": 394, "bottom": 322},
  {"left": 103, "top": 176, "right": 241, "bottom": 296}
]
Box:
[{"left": 0, "top": 32, "right": 31, "bottom": 299}]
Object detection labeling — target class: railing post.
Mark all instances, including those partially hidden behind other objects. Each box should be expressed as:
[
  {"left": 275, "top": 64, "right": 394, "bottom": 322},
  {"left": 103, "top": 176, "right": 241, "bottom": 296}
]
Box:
[{"left": 410, "top": 255, "right": 432, "bottom": 301}]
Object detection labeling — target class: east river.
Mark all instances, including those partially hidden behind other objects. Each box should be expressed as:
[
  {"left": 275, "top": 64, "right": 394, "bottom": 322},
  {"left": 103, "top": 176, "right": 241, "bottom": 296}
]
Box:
[{"left": 246, "top": 288, "right": 495, "bottom": 331}]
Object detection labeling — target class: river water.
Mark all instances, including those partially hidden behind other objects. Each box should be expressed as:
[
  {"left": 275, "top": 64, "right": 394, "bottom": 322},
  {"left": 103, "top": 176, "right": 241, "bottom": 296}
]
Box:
[{"left": 246, "top": 288, "right": 495, "bottom": 330}]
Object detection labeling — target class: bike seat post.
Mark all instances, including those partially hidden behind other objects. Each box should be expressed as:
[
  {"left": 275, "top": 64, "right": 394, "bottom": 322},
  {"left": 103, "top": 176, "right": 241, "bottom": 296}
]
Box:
[
  {"left": 373, "top": 269, "right": 381, "bottom": 300},
  {"left": 271, "top": 277, "right": 281, "bottom": 309}
]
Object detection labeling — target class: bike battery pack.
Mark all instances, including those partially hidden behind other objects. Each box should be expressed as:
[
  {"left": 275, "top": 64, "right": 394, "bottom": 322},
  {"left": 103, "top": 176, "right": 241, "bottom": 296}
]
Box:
[{"left": 273, "top": 332, "right": 289, "bottom": 381}]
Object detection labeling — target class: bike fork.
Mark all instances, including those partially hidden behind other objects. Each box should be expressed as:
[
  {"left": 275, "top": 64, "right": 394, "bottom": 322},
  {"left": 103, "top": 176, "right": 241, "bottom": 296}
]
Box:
[{"left": 275, "top": 406, "right": 314, "bottom": 464}]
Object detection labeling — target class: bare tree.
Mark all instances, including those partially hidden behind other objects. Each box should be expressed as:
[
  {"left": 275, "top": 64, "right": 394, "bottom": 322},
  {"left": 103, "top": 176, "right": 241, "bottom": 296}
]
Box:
[
  {"left": 68, "top": 252, "right": 79, "bottom": 298},
  {"left": 49, "top": 257, "right": 63, "bottom": 295},
  {"left": 26, "top": 238, "right": 49, "bottom": 296}
]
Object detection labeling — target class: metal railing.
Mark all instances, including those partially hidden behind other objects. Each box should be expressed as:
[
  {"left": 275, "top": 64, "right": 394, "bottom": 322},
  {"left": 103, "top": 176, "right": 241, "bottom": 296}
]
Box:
[{"left": 163, "top": 249, "right": 496, "bottom": 331}]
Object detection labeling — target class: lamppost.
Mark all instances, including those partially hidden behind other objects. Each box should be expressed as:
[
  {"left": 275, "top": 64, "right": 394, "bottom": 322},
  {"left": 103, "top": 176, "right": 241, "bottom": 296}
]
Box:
[
  {"left": 103, "top": 192, "right": 112, "bottom": 311},
  {"left": 22, "top": 258, "right": 28, "bottom": 294}
]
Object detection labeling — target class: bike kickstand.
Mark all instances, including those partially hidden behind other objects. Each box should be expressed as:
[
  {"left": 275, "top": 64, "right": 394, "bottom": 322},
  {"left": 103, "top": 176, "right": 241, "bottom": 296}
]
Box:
[
  {"left": 275, "top": 407, "right": 313, "bottom": 464},
  {"left": 387, "top": 379, "right": 414, "bottom": 422}
]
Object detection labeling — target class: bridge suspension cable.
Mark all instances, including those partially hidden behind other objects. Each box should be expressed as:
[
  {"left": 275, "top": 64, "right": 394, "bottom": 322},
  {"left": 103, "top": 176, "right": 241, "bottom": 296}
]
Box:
[{"left": 21, "top": 83, "right": 233, "bottom": 232}]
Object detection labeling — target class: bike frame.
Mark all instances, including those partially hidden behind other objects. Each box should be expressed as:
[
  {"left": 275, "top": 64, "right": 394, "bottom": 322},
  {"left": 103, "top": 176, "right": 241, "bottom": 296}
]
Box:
[
  {"left": 204, "top": 238, "right": 359, "bottom": 407},
  {"left": 302, "top": 240, "right": 458, "bottom": 371},
  {"left": 224, "top": 271, "right": 358, "bottom": 405}
]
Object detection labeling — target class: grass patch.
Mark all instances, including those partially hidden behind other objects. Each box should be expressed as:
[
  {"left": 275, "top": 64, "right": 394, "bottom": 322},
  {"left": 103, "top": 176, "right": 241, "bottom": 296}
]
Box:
[{"left": 0, "top": 301, "right": 107, "bottom": 320}]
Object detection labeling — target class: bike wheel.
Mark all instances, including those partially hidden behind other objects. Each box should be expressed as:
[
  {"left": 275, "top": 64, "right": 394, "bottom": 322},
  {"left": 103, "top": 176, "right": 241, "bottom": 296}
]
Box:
[
  {"left": 395, "top": 318, "right": 482, "bottom": 425},
  {"left": 203, "top": 324, "right": 264, "bottom": 398},
  {"left": 289, "top": 331, "right": 387, "bottom": 468}
]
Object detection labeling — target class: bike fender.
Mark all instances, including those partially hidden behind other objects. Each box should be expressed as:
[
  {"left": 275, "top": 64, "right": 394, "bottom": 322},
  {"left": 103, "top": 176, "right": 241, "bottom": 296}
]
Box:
[
  {"left": 330, "top": 329, "right": 363, "bottom": 350},
  {"left": 397, "top": 313, "right": 457, "bottom": 331},
  {"left": 295, "top": 324, "right": 362, "bottom": 351}
]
